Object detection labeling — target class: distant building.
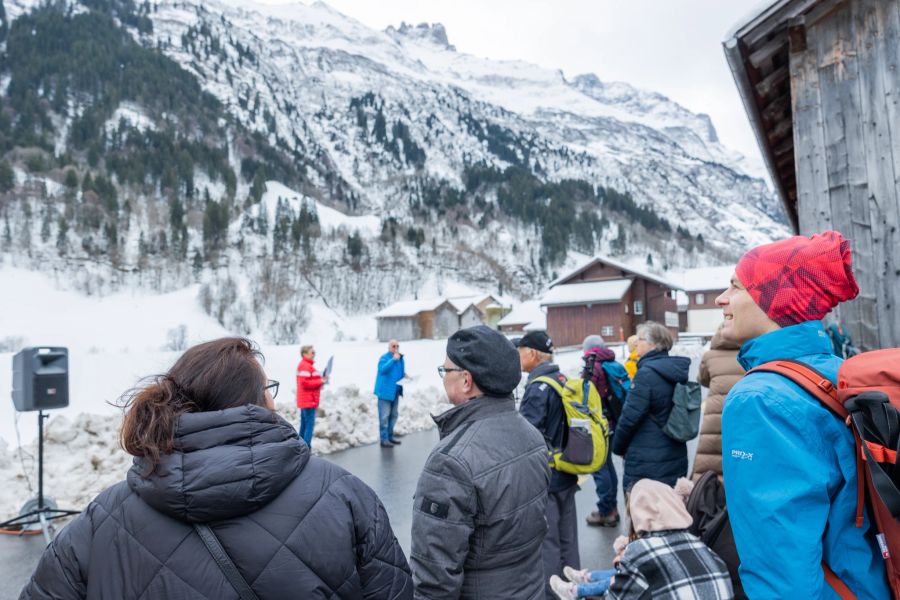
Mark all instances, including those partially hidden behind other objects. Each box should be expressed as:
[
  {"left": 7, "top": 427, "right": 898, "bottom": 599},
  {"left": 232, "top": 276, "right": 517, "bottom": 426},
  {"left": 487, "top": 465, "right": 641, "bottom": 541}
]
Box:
[
  {"left": 672, "top": 266, "right": 734, "bottom": 334},
  {"left": 541, "top": 256, "right": 680, "bottom": 347},
  {"left": 497, "top": 300, "right": 545, "bottom": 334},
  {"left": 447, "top": 294, "right": 508, "bottom": 329},
  {"left": 375, "top": 299, "right": 459, "bottom": 342}
]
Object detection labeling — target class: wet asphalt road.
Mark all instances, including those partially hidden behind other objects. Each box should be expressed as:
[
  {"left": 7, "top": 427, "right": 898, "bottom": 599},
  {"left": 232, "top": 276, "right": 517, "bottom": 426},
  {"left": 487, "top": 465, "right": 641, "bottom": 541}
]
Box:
[{"left": 0, "top": 427, "right": 695, "bottom": 599}]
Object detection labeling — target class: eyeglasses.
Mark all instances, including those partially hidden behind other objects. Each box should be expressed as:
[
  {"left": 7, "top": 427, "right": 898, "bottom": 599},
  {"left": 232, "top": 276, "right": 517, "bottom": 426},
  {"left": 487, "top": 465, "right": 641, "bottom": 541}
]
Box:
[
  {"left": 264, "top": 379, "right": 280, "bottom": 399},
  {"left": 437, "top": 366, "right": 464, "bottom": 378}
]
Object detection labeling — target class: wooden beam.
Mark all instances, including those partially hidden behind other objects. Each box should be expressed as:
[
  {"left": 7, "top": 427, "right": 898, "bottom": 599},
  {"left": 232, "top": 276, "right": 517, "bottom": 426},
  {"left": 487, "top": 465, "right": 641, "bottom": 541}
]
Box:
[
  {"left": 755, "top": 65, "right": 789, "bottom": 98},
  {"left": 749, "top": 34, "right": 789, "bottom": 69}
]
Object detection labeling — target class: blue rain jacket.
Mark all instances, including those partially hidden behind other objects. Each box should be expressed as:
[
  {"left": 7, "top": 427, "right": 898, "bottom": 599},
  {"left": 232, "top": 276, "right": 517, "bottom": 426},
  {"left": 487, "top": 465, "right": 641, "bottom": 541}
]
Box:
[
  {"left": 722, "top": 321, "right": 889, "bottom": 599},
  {"left": 374, "top": 352, "right": 405, "bottom": 401}
]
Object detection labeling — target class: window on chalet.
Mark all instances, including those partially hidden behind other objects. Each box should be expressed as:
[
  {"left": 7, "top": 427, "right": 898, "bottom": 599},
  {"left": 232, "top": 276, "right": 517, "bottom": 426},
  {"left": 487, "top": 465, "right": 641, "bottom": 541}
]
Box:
[
  {"left": 633, "top": 300, "right": 644, "bottom": 315},
  {"left": 696, "top": 293, "right": 705, "bottom": 305},
  {"left": 601, "top": 325, "right": 614, "bottom": 337}
]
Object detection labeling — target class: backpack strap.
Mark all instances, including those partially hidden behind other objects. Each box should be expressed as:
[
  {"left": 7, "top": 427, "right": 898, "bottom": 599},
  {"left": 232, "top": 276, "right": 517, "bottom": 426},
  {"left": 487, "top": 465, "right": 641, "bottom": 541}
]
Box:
[
  {"left": 747, "top": 359, "right": 847, "bottom": 419},
  {"left": 194, "top": 523, "right": 260, "bottom": 600}
]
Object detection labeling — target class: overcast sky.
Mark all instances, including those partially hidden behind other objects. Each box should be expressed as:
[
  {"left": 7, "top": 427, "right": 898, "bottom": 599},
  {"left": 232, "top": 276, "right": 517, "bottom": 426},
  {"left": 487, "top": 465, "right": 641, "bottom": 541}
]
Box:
[{"left": 258, "top": 0, "right": 767, "bottom": 160}]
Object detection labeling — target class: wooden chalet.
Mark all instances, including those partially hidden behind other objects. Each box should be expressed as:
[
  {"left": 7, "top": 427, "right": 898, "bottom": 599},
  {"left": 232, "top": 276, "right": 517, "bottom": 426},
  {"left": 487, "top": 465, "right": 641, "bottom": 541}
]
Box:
[
  {"left": 725, "top": 0, "right": 900, "bottom": 349},
  {"left": 375, "top": 298, "right": 459, "bottom": 342},
  {"left": 541, "top": 256, "right": 680, "bottom": 347}
]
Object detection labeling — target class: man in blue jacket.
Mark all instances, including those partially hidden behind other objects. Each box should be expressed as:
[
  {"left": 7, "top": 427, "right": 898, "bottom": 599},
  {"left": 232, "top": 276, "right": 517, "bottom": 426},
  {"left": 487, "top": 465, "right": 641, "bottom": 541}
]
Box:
[
  {"left": 375, "top": 339, "right": 405, "bottom": 448},
  {"left": 717, "top": 230, "right": 888, "bottom": 599}
]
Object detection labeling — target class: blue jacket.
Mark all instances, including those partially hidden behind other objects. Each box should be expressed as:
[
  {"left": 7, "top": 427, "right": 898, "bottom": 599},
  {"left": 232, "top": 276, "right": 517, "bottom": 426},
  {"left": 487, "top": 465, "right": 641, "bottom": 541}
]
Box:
[
  {"left": 519, "top": 362, "right": 577, "bottom": 493},
  {"left": 374, "top": 352, "right": 405, "bottom": 401},
  {"left": 611, "top": 349, "right": 690, "bottom": 490},
  {"left": 722, "top": 321, "right": 889, "bottom": 599}
]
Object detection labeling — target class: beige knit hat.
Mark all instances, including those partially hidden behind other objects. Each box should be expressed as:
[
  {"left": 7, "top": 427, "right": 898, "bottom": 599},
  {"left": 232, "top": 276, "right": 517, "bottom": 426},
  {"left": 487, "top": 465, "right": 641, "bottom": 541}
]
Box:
[{"left": 629, "top": 479, "right": 694, "bottom": 534}]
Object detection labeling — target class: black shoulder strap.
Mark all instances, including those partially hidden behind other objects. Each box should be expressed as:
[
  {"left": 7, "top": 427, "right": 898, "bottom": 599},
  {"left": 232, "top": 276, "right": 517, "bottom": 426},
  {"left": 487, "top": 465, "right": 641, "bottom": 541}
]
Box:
[{"left": 194, "top": 523, "right": 260, "bottom": 600}]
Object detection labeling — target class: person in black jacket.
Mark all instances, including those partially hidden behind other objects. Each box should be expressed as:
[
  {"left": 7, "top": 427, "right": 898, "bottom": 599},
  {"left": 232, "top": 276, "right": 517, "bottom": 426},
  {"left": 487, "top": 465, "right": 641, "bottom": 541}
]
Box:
[
  {"left": 611, "top": 321, "right": 690, "bottom": 491},
  {"left": 517, "top": 331, "right": 580, "bottom": 600},
  {"left": 21, "top": 337, "right": 412, "bottom": 600}
]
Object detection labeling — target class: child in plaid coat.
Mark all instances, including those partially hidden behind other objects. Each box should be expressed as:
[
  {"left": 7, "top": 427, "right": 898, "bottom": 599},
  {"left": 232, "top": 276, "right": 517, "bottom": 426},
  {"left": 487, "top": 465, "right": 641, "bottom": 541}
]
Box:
[{"left": 551, "top": 478, "right": 733, "bottom": 599}]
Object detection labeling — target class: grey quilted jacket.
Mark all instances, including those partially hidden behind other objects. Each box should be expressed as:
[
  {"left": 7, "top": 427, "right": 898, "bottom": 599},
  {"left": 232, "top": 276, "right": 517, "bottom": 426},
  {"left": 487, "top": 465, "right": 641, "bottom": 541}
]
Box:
[
  {"left": 20, "top": 404, "right": 412, "bottom": 599},
  {"left": 411, "top": 395, "right": 550, "bottom": 599}
]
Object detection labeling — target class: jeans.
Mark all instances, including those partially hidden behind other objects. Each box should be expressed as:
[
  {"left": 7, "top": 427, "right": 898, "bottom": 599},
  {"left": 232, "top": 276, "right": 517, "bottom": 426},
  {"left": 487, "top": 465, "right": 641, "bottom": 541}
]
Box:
[
  {"left": 543, "top": 484, "right": 580, "bottom": 599},
  {"left": 299, "top": 408, "right": 316, "bottom": 447},
  {"left": 592, "top": 455, "right": 618, "bottom": 514},
  {"left": 576, "top": 569, "right": 616, "bottom": 597},
  {"left": 377, "top": 397, "right": 399, "bottom": 442}
]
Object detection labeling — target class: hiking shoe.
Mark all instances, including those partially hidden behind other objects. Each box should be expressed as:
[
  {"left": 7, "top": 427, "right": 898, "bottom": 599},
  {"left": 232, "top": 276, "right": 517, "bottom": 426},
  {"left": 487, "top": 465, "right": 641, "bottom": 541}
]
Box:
[
  {"left": 549, "top": 575, "right": 577, "bottom": 600},
  {"left": 586, "top": 509, "right": 620, "bottom": 527},
  {"left": 389, "top": 438, "right": 402, "bottom": 445},
  {"left": 380, "top": 440, "right": 395, "bottom": 448},
  {"left": 563, "top": 566, "right": 592, "bottom": 584}
]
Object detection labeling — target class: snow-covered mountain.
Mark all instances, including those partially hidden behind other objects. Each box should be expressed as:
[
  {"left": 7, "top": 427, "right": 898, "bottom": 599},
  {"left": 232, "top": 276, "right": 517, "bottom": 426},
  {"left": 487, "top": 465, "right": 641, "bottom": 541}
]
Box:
[{"left": 0, "top": 0, "right": 788, "bottom": 342}]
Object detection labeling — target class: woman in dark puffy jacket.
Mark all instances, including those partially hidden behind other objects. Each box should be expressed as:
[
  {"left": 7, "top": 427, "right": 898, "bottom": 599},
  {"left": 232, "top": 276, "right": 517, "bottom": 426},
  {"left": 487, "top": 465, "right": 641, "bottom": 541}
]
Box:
[
  {"left": 611, "top": 322, "right": 691, "bottom": 491},
  {"left": 21, "top": 337, "right": 412, "bottom": 600}
]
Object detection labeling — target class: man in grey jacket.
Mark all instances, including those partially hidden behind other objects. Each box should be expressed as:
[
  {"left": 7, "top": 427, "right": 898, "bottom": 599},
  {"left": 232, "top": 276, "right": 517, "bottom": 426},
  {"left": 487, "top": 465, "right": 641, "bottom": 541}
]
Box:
[{"left": 411, "top": 326, "right": 551, "bottom": 599}]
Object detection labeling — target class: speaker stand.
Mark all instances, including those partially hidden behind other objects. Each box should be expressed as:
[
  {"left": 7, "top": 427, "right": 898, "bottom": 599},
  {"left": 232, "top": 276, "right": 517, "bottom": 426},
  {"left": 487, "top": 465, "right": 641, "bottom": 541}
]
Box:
[{"left": 0, "top": 410, "right": 80, "bottom": 544}]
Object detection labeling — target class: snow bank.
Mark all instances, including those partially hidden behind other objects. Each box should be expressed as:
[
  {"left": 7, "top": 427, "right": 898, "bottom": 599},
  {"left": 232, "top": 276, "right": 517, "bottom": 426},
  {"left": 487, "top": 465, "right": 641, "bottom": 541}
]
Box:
[{"left": 0, "top": 384, "right": 448, "bottom": 519}]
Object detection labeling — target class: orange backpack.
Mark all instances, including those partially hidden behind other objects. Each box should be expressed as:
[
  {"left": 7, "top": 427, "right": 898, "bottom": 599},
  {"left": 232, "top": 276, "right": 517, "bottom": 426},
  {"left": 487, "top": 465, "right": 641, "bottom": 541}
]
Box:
[{"left": 750, "top": 349, "right": 900, "bottom": 599}]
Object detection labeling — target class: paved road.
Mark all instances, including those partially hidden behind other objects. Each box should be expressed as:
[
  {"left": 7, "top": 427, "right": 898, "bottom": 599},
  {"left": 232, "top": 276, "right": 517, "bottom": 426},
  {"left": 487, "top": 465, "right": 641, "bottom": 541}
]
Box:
[{"left": 1, "top": 427, "right": 695, "bottom": 599}]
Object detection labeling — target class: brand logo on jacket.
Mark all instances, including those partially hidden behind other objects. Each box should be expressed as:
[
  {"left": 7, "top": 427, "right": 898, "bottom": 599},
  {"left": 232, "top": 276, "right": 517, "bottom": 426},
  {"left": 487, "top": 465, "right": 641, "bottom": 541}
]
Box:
[{"left": 731, "top": 449, "right": 754, "bottom": 461}]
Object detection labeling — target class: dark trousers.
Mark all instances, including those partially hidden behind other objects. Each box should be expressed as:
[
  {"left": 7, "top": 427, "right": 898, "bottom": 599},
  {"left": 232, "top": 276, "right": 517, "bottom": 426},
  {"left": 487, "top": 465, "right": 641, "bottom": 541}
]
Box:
[
  {"left": 543, "top": 485, "right": 580, "bottom": 599},
  {"left": 592, "top": 456, "right": 618, "bottom": 514}
]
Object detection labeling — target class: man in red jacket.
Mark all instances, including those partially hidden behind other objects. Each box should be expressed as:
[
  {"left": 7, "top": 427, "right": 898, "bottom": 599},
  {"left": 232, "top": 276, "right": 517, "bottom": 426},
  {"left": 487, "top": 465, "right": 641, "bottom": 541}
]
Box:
[{"left": 296, "top": 345, "right": 327, "bottom": 447}]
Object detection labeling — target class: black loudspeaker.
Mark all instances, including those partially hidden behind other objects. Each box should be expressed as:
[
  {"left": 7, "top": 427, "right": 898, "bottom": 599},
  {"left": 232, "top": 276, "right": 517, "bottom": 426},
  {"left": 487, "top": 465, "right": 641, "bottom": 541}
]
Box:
[{"left": 12, "top": 347, "right": 69, "bottom": 412}]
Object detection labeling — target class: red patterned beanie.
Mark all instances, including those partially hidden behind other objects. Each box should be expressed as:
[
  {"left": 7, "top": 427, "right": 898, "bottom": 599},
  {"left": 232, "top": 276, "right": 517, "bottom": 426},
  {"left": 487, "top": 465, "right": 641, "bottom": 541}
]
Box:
[{"left": 735, "top": 230, "right": 859, "bottom": 326}]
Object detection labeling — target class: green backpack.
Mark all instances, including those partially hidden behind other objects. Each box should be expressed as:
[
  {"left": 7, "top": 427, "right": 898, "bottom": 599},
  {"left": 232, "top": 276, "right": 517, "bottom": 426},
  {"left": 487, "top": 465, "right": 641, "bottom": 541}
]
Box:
[{"left": 533, "top": 375, "right": 610, "bottom": 475}]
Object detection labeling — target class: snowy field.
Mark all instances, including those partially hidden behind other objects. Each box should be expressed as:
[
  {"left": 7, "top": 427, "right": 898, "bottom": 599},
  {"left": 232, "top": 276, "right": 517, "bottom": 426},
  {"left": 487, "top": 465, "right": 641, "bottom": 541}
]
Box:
[{"left": 0, "top": 265, "right": 705, "bottom": 520}]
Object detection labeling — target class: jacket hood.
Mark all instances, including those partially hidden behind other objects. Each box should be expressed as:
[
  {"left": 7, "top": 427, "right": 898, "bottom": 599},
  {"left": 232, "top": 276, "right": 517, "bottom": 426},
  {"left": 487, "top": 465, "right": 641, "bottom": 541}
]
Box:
[
  {"left": 710, "top": 326, "right": 740, "bottom": 351},
  {"left": 638, "top": 350, "right": 690, "bottom": 384},
  {"left": 737, "top": 320, "right": 832, "bottom": 371},
  {"left": 128, "top": 404, "right": 308, "bottom": 522},
  {"left": 629, "top": 478, "right": 693, "bottom": 533},
  {"left": 527, "top": 361, "right": 560, "bottom": 382},
  {"left": 585, "top": 347, "right": 616, "bottom": 363},
  {"left": 432, "top": 395, "right": 516, "bottom": 438}
]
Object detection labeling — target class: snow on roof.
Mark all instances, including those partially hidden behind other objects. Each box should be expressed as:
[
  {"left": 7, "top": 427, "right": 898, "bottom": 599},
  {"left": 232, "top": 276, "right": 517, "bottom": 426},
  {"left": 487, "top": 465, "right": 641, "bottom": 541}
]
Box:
[
  {"left": 447, "top": 294, "right": 496, "bottom": 313},
  {"left": 375, "top": 298, "right": 449, "bottom": 318},
  {"left": 550, "top": 255, "right": 679, "bottom": 290},
  {"left": 673, "top": 266, "right": 735, "bottom": 292},
  {"left": 523, "top": 312, "right": 547, "bottom": 331},
  {"left": 676, "top": 290, "right": 690, "bottom": 310},
  {"left": 540, "top": 279, "right": 633, "bottom": 307},
  {"left": 497, "top": 300, "right": 544, "bottom": 327}
]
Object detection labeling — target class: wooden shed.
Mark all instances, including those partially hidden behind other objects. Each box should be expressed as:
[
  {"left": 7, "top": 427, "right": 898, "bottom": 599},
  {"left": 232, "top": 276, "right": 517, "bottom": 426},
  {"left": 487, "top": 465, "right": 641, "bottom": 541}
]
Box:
[
  {"left": 541, "top": 256, "right": 680, "bottom": 347},
  {"left": 375, "top": 299, "right": 460, "bottom": 342},
  {"left": 447, "top": 294, "right": 507, "bottom": 329},
  {"left": 725, "top": 0, "right": 900, "bottom": 349}
]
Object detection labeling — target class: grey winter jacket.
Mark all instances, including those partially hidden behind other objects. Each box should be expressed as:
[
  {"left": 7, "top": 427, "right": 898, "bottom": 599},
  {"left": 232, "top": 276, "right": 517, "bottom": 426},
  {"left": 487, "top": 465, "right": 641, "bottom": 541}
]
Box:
[
  {"left": 21, "top": 404, "right": 412, "bottom": 599},
  {"left": 411, "top": 395, "right": 550, "bottom": 599}
]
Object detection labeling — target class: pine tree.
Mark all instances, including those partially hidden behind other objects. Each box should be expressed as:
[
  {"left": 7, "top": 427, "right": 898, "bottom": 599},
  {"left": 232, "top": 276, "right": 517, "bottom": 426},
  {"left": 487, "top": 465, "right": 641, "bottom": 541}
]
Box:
[
  {"left": 56, "top": 217, "right": 68, "bottom": 255},
  {"left": 0, "top": 160, "right": 14, "bottom": 193}
]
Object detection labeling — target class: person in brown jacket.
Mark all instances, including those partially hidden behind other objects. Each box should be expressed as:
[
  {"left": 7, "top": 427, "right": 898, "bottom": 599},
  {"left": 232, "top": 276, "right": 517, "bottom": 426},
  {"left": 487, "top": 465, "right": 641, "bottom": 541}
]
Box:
[{"left": 691, "top": 323, "right": 744, "bottom": 480}]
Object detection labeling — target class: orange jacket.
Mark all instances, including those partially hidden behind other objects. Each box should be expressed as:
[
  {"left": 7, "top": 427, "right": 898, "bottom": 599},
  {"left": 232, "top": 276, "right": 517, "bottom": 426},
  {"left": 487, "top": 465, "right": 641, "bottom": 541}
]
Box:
[{"left": 296, "top": 357, "right": 324, "bottom": 408}]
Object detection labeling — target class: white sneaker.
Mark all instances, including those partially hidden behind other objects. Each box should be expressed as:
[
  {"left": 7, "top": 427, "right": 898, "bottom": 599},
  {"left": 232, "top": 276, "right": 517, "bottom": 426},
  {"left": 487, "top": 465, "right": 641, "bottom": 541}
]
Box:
[
  {"left": 549, "top": 575, "right": 577, "bottom": 600},
  {"left": 563, "top": 566, "right": 591, "bottom": 584}
]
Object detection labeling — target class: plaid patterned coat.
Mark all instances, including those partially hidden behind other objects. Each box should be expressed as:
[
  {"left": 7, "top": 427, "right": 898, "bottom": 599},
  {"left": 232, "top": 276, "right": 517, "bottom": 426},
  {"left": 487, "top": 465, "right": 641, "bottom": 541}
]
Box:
[{"left": 606, "top": 530, "right": 733, "bottom": 600}]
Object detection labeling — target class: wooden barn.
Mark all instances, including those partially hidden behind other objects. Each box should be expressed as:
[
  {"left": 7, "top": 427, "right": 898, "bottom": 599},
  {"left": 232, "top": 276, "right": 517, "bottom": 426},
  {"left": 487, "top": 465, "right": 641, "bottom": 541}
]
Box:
[
  {"left": 497, "top": 300, "right": 545, "bottom": 334},
  {"left": 375, "top": 299, "right": 459, "bottom": 342},
  {"left": 725, "top": 0, "right": 900, "bottom": 350},
  {"left": 541, "top": 256, "right": 680, "bottom": 347}
]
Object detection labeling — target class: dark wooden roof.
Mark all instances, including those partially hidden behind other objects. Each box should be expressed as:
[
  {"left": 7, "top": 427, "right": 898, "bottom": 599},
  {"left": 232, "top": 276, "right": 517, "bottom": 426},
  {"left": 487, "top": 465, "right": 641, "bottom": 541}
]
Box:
[{"left": 724, "top": 0, "right": 846, "bottom": 232}]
